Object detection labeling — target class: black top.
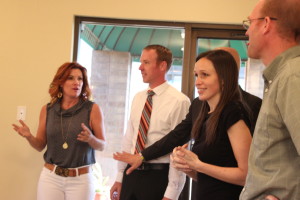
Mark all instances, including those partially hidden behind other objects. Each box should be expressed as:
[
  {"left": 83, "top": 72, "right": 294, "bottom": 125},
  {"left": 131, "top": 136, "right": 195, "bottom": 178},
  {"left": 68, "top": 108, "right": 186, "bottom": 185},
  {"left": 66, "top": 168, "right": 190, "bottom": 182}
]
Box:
[
  {"left": 142, "top": 88, "right": 261, "bottom": 161},
  {"left": 240, "top": 86, "right": 262, "bottom": 134},
  {"left": 191, "top": 101, "right": 250, "bottom": 200}
]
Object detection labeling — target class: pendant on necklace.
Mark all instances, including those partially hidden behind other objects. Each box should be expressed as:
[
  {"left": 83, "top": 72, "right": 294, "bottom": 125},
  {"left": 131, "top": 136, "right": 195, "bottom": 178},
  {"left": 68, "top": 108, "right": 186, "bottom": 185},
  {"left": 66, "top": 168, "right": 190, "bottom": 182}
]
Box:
[{"left": 62, "top": 142, "right": 68, "bottom": 149}]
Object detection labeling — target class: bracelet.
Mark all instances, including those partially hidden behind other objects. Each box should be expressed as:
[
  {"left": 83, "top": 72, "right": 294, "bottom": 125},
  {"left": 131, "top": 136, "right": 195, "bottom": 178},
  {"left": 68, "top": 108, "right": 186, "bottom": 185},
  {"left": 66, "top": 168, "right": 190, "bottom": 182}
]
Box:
[{"left": 138, "top": 153, "right": 144, "bottom": 161}]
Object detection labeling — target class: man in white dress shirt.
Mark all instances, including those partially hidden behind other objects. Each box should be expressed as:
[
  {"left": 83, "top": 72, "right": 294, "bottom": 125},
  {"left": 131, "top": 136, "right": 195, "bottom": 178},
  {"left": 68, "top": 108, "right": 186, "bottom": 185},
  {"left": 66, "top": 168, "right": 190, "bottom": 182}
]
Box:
[{"left": 110, "top": 44, "right": 190, "bottom": 200}]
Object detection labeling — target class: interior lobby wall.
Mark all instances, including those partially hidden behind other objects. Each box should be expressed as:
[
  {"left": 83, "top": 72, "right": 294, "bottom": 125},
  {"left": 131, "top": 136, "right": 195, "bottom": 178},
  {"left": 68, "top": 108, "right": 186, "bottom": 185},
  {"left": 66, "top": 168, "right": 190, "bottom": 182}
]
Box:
[{"left": 0, "top": 0, "right": 256, "bottom": 199}]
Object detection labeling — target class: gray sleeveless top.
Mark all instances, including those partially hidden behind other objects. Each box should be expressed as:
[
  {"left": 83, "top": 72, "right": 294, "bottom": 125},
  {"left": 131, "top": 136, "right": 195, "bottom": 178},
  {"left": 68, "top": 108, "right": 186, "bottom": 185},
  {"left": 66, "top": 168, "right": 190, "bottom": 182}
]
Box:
[{"left": 43, "top": 99, "right": 95, "bottom": 168}]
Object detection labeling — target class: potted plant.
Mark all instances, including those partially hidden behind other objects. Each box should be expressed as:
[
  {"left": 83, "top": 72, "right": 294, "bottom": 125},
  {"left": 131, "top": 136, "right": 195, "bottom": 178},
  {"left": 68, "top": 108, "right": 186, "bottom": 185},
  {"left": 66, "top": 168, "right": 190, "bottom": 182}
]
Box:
[{"left": 93, "top": 163, "right": 109, "bottom": 200}]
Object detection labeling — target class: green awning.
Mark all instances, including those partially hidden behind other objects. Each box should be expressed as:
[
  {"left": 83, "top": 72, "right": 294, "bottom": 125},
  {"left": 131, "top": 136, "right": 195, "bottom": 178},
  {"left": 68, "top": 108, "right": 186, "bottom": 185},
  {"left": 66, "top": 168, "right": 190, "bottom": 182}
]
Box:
[{"left": 80, "top": 24, "right": 248, "bottom": 65}]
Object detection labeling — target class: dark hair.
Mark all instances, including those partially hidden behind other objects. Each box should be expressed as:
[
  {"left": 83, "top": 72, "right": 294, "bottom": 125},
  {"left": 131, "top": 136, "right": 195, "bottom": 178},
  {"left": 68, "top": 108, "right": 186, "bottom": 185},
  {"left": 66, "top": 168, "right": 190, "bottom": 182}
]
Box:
[
  {"left": 261, "top": 0, "right": 300, "bottom": 39},
  {"left": 192, "top": 50, "right": 242, "bottom": 144},
  {"left": 143, "top": 44, "right": 173, "bottom": 70},
  {"left": 49, "top": 62, "right": 91, "bottom": 105}
]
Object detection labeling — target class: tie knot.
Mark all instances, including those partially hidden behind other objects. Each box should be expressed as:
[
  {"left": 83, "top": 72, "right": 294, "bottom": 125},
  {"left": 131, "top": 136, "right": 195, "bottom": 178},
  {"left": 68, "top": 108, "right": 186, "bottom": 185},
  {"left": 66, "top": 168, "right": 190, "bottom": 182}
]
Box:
[{"left": 147, "top": 90, "right": 155, "bottom": 97}]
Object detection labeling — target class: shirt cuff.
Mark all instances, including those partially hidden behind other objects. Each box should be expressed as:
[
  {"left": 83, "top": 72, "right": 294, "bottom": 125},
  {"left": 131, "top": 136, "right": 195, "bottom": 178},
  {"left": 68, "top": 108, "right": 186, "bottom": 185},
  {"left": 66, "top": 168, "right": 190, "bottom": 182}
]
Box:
[
  {"left": 164, "top": 184, "right": 184, "bottom": 200},
  {"left": 115, "top": 171, "right": 124, "bottom": 183}
]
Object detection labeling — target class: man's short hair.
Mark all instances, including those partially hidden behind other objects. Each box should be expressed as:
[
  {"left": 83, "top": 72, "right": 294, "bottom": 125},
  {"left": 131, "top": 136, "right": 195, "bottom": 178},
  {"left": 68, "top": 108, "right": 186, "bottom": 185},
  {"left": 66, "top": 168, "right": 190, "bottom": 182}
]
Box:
[
  {"left": 261, "top": 0, "right": 300, "bottom": 39},
  {"left": 143, "top": 44, "right": 173, "bottom": 71}
]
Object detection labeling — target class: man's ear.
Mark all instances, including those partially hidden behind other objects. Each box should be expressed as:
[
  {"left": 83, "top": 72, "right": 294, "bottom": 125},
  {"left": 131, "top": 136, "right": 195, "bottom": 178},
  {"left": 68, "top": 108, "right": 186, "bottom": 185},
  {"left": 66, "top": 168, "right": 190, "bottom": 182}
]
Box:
[
  {"left": 263, "top": 17, "right": 272, "bottom": 34},
  {"left": 160, "top": 61, "right": 167, "bottom": 71}
]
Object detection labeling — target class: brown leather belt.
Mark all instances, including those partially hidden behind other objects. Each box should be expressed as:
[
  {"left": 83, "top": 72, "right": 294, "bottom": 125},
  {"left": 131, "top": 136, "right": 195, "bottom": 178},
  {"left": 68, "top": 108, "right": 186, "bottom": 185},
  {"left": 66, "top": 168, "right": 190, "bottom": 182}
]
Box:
[{"left": 44, "top": 163, "right": 91, "bottom": 177}]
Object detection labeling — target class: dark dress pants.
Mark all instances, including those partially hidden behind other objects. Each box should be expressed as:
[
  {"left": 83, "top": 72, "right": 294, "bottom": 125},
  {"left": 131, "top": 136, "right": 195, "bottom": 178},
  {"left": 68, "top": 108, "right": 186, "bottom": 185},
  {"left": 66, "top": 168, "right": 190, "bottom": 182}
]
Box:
[{"left": 120, "top": 165, "right": 169, "bottom": 200}]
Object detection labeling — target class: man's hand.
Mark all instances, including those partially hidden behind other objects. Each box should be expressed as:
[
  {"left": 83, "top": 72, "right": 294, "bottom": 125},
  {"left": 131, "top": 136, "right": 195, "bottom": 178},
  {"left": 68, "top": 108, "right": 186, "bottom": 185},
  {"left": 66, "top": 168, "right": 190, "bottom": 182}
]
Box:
[
  {"left": 113, "top": 152, "right": 143, "bottom": 174},
  {"left": 110, "top": 181, "right": 122, "bottom": 200}
]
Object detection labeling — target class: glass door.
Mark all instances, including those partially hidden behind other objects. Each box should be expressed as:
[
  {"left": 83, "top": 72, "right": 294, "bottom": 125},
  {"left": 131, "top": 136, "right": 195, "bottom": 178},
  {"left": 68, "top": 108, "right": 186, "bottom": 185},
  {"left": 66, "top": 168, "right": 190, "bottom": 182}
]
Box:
[
  {"left": 186, "top": 28, "right": 249, "bottom": 99},
  {"left": 77, "top": 22, "right": 185, "bottom": 200}
]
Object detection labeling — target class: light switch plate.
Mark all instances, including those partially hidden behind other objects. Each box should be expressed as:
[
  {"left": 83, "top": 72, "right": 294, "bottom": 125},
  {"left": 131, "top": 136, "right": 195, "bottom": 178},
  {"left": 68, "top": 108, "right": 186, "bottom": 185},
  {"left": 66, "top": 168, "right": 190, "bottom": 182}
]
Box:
[{"left": 17, "top": 106, "right": 26, "bottom": 120}]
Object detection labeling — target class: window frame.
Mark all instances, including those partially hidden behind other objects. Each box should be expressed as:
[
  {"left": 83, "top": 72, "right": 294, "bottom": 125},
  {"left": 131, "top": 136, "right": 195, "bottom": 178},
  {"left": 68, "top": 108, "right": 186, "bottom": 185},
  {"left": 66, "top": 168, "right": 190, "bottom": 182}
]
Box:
[
  {"left": 73, "top": 16, "right": 246, "bottom": 101},
  {"left": 72, "top": 16, "right": 247, "bottom": 200}
]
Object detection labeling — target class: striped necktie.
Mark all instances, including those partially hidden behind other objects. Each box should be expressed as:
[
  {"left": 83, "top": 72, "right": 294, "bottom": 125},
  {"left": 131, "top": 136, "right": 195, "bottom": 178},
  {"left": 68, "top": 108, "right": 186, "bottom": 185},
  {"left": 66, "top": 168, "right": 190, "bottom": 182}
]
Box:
[{"left": 135, "top": 90, "right": 155, "bottom": 154}]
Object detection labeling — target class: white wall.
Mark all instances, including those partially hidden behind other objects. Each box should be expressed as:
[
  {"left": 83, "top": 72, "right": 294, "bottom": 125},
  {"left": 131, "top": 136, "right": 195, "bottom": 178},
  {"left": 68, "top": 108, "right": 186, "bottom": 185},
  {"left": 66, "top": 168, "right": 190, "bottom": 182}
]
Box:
[{"left": 0, "top": 0, "right": 256, "bottom": 199}]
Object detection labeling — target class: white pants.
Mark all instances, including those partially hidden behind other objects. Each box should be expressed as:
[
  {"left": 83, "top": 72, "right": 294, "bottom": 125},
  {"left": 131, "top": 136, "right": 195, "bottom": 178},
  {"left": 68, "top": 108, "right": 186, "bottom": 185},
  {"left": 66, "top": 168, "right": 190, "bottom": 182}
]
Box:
[{"left": 37, "top": 167, "right": 96, "bottom": 200}]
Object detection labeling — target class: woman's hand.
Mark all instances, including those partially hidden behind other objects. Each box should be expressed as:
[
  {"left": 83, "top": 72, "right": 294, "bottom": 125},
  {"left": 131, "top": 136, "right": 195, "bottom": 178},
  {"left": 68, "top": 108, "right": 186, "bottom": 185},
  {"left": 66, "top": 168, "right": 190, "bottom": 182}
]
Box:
[
  {"left": 175, "top": 145, "right": 203, "bottom": 171},
  {"left": 11, "top": 105, "right": 47, "bottom": 152},
  {"left": 171, "top": 144, "right": 198, "bottom": 180},
  {"left": 171, "top": 144, "right": 193, "bottom": 172},
  {"left": 78, "top": 123, "right": 106, "bottom": 151},
  {"left": 113, "top": 152, "right": 143, "bottom": 175},
  {"left": 12, "top": 120, "right": 32, "bottom": 139},
  {"left": 77, "top": 123, "right": 94, "bottom": 142}
]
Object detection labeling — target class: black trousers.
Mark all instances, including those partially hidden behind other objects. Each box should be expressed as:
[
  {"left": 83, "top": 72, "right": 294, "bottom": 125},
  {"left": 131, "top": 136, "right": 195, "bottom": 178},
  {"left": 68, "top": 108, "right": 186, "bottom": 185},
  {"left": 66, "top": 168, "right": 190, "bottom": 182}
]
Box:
[{"left": 120, "top": 165, "right": 169, "bottom": 200}]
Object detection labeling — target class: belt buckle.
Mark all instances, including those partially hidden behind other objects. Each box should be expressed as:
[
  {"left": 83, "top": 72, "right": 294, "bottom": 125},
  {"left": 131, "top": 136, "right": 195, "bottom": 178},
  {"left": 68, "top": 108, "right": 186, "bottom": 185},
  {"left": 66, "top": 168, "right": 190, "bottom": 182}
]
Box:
[{"left": 55, "top": 166, "right": 69, "bottom": 177}]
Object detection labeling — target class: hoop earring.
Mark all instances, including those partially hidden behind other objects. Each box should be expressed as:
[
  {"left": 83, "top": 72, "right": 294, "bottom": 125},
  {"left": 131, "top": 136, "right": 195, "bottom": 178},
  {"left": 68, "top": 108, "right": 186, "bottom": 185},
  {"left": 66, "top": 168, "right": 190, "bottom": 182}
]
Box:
[{"left": 57, "top": 92, "right": 63, "bottom": 98}]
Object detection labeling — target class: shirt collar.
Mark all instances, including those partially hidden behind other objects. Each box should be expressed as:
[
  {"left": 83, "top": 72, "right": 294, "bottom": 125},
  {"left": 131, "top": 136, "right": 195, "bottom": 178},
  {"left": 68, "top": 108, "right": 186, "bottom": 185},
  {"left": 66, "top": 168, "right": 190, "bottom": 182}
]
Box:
[
  {"left": 148, "top": 81, "right": 169, "bottom": 96},
  {"left": 53, "top": 99, "right": 86, "bottom": 117}
]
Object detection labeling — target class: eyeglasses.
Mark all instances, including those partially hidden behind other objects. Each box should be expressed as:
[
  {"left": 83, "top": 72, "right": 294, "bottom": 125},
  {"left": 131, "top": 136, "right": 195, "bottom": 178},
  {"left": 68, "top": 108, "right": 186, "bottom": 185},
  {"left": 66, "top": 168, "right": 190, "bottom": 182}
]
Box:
[{"left": 242, "top": 17, "right": 278, "bottom": 30}]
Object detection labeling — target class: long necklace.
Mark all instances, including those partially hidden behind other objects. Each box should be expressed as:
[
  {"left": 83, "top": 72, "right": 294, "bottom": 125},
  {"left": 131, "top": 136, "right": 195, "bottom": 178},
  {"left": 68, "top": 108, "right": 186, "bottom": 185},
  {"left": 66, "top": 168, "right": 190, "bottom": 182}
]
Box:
[{"left": 60, "top": 111, "right": 74, "bottom": 149}]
